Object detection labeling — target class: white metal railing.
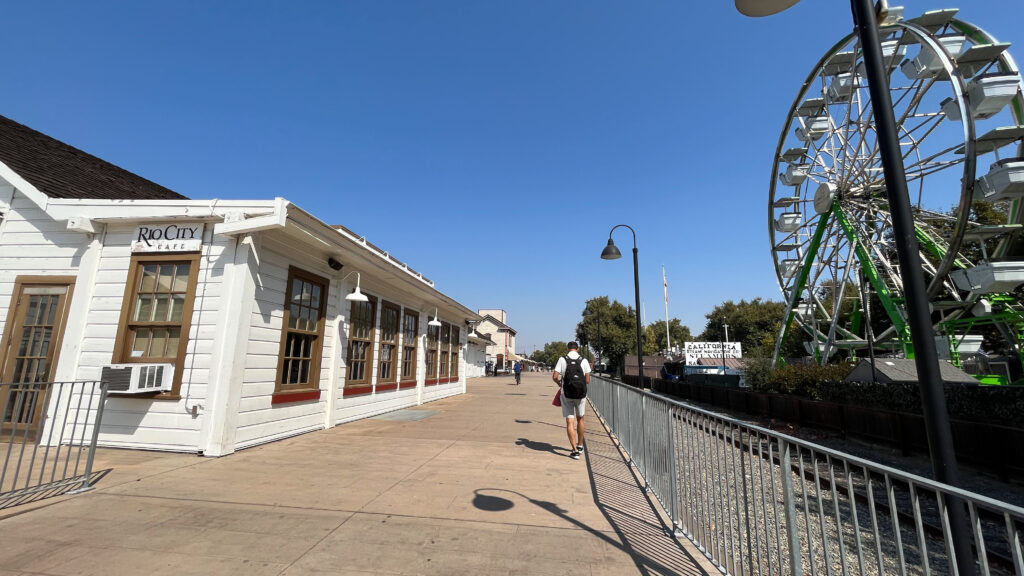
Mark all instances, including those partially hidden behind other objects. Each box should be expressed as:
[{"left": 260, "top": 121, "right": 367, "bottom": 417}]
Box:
[
  {"left": 588, "top": 375, "right": 1024, "bottom": 576},
  {"left": 1, "top": 381, "right": 107, "bottom": 507}
]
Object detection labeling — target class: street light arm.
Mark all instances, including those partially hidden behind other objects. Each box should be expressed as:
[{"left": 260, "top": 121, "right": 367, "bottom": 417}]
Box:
[{"left": 608, "top": 224, "right": 637, "bottom": 249}]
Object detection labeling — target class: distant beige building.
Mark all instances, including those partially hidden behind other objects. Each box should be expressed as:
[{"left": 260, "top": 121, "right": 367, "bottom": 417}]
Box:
[{"left": 477, "top": 309, "right": 516, "bottom": 371}]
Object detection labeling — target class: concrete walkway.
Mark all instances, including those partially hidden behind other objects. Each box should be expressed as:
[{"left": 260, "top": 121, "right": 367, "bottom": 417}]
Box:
[{"left": 0, "top": 372, "right": 715, "bottom": 576}]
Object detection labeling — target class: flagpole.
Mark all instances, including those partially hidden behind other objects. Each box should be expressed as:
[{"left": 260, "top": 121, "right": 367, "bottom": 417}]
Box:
[{"left": 663, "top": 265, "right": 671, "bottom": 352}]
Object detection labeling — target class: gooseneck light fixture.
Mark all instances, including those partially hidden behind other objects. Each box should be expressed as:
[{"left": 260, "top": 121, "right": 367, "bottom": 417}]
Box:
[
  {"left": 601, "top": 224, "right": 644, "bottom": 388},
  {"left": 428, "top": 308, "right": 442, "bottom": 328},
  {"left": 733, "top": 0, "right": 971, "bottom": 569},
  {"left": 340, "top": 271, "right": 369, "bottom": 302}
]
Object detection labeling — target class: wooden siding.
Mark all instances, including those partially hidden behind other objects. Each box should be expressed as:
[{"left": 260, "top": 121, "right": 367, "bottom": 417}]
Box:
[{"left": 233, "top": 243, "right": 333, "bottom": 449}]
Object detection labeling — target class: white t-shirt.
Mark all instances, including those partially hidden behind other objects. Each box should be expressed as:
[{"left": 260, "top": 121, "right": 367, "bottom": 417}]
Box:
[{"left": 554, "top": 351, "right": 591, "bottom": 378}]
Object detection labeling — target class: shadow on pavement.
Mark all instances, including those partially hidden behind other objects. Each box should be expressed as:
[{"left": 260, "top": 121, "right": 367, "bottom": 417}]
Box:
[
  {"left": 514, "top": 438, "right": 569, "bottom": 456},
  {"left": 0, "top": 468, "right": 111, "bottom": 511},
  {"left": 583, "top": 434, "right": 709, "bottom": 575},
  {"left": 484, "top": 424, "right": 711, "bottom": 576}
]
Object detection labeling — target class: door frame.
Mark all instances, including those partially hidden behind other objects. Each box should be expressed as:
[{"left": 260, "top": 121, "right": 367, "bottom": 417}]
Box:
[{"left": 0, "top": 276, "right": 76, "bottom": 436}]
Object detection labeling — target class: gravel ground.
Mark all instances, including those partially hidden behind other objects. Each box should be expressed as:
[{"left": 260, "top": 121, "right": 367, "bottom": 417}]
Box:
[{"left": 674, "top": 393, "right": 1024, "bottom": 509}]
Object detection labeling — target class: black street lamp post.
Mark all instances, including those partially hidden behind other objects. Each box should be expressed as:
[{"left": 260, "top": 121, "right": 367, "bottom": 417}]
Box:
[
  {"left": 582, "top": 306, "right": 604, "bottom": 374},
  {"left": 736, "top": 0, "right": 972, "bottom": 570},
  {"left": 601, "top": 224, "right": 645, "bottom": 388}
]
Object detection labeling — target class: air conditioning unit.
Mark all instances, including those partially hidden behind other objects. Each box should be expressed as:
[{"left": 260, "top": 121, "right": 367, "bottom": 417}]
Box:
[{"left": 101, "top": 363, "right": 174, "bottom": 394}]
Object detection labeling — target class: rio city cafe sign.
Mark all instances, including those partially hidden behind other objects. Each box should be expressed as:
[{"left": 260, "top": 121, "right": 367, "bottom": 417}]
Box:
[{"left": 132, "top": 223, "right": 205, "bottom": 253}]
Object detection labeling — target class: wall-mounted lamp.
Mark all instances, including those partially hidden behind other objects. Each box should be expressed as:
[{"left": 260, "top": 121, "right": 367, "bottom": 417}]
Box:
[
  {"left": 327, "top": 257, "right": 343, "bottom": 271},
  {"left": 341, "top": 271, "right": 369, "bottom": 302},
  {"left": 466, "top": 319, "right": 479, "bottom": 337},
  {"left": 428, "top": 308, "right": 442, "bottom": 327}
]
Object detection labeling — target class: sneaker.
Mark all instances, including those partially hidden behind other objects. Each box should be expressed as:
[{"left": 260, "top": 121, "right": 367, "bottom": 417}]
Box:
[
  {"left": 576, "top": 444, "right": 584, "bottom": 453},
  {"left": 570, "top": 450, "right": 580, "bottom": 460}
]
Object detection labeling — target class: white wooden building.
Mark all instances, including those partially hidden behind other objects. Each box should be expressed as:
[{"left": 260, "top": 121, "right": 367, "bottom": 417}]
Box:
[
  {"left": 477, "top": 309, "right": 516, "bottom": 371},
  {"left": 0, "top": 115, "right": 478, "bottom": 456}
]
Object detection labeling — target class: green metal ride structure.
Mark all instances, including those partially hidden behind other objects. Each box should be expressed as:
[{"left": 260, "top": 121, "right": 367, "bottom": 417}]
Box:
[{"left": 769, "top": 7, "right": 1024, "bottom": 384}]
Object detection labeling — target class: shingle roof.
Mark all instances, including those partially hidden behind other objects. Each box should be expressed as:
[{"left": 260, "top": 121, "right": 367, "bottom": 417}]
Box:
[
  {"left": 844, "top": 358, "right": 978, "bottom": 384},
  {"left": 0, "top": 114, "right": 188, "bottom": 200}
]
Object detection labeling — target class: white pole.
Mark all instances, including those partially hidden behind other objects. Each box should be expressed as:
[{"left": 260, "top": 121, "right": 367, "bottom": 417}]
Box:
[{"left": 663, "top": 265, "right": 671, "bottom": 352}]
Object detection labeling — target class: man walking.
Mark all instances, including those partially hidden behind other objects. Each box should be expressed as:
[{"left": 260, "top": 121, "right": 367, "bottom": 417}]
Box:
[
  {"left": 553, "top": 341, "right": 591, "bottom": 460},
  {"left": 513, "top": 360, "right": 522, "bottom": 385}
]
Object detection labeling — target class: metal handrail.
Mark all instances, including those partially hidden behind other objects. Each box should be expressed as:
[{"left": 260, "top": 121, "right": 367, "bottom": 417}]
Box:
[
  {"left": 1, "top": 380, "right": 107, "bottom": 506},
  {"left": 589, "top": 375, "right": 1024, "bottom": 576}
]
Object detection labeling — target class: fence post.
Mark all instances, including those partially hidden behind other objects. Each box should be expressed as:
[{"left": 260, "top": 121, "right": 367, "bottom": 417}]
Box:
[
  {"left": 641, "top": 392, "right": 649, "bottom": 490},
  {"left": 779, "top": 439, "right": 803, "bottom": 576},
  {"left": 666, "top": 402, "right": 681, "bottom": 534},
  {"left": 76, "top": 381, "right": 108, "bottom": 492}
]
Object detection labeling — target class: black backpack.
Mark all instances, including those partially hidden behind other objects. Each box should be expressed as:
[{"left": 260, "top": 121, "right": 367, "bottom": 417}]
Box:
[{"left": 562, "top": 355, "right": 587, "bottom": 399}]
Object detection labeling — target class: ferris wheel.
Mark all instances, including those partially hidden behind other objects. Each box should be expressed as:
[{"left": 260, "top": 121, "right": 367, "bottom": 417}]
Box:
[{"left": 769, "top": 7, "right": 1024, "bottom": 379}]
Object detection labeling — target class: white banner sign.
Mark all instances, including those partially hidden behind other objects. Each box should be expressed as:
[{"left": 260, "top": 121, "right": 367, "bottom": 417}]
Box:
[
  {"left": 132, "top": 223, "right": 205, "bottom": 253},
  {"left": 684, "top": 341, "right": 742, "bottom": 364}
]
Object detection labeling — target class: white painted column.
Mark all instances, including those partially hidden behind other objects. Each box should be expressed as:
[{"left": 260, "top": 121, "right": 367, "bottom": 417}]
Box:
[
  {"left": 53, "top": 225, "right": 106, "bottom": 382},
  {"left": 323, "top": 275, "right": 344, "bottom": 430},
  {"left": 416, "top": 308, "right": 427, "bottom": 406},
  {"left": 199, "top": 234, "right": 256, "bottom": 457}
]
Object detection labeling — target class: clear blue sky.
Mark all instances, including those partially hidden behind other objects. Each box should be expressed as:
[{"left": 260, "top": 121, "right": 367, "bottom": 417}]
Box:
[{"left": 4, "top": 1, "right": 1022, "bottom": 353}]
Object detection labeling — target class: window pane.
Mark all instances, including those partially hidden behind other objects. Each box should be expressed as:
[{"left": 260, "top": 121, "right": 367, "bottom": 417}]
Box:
[
  {"left": 134, "top": 295, "right": 154, "bottom": 322},
  {"left": 157, "top": 265, "right": 174, "bottom": 291},
  {"left": 172, "top": 265, "right": 190, "bottom": 292},
  {"left": 310, "top": 284, "right": 321, "bottom": 310},
  {"left": 44, "top": 296, "right": 59, "bottom": 325},
  {"left": 140, "top": 265, "right": 158, "bottom": 292},
  {"left": 132, "top": 328, "right": 151, "bottom": 356},
  {"left": 154, "top": 295, "right": 170, "bottom": 321},
  {"left": 165, "top": 328, "right": 180, "bottom": 357},
  {"left": 170, "top": 295, "right": 186, "bottom": 322},
  {"left": 151, "top": 328, "right": 167, "bottom": 357}
]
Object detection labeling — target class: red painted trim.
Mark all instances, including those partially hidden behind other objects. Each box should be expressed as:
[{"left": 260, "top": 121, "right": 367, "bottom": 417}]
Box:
[
  {"left": 398, "top": 381, "right": 417, "bottom": 390},
  {"left": 343, "top": 385, "right": 373, "bottom": 397},
  {"left": 375, "top": 382, "right": 398, "bottom": 392},
  {"left": 425, "top": 378, "right": 439, "bottom": 386},
  {"left": 271, "top": 390, "right": 322, "bottom": 405}
]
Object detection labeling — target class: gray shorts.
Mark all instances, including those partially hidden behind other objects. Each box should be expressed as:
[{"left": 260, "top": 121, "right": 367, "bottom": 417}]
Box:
[{"left": 561, "top": 392, "right": 586, "bottom": 419}]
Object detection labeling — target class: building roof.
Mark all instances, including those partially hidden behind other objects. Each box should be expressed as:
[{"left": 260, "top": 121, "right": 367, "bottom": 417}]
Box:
[
  {"left": 844, "top": 358, "right": 979, "bottom": 385},
  {"left": 479, "top": 314, "right": 516, "bottom": 335},
  {"left": 695, "top": 357, "right": 746, "bottom": 369},
  {"left": 0, "top": 114, "right": 188, "bottom": 200}
]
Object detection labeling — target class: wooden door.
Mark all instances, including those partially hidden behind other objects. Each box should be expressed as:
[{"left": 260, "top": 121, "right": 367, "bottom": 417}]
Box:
[{"left": 0, "top": 278, "right": 75, "bottom": 437}]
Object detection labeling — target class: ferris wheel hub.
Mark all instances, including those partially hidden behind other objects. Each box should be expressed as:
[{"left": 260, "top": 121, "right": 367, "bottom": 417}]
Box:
[{"left": 814, "top": 183, "right": 836, "bottom": 214}]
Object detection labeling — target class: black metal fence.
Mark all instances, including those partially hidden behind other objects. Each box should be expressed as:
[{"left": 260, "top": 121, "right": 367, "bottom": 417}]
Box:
[{"left": 1, "top": 381, "right": 107, "bottom": 508}]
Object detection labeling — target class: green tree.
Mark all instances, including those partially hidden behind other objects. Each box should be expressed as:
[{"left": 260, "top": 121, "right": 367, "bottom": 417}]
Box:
[
  {"left": 645, "top": 318, "right": 692, "bottom": 354},
  {"left": 530, "top": 341, "right": 567, "bottom": 368},
  {"left": 576, "top": 296, "right": 640, "bottom": 375},
  {"left": 698, "top": 298, "right": 803, "bottom": 359},
  {"left": 530, "top": 341, "right": 592, "bottom": 368}
]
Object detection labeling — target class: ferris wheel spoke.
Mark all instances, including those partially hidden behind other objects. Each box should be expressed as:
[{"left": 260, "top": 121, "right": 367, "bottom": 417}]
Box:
[
  {"left": 893, "top": 75, "right": 940, "bottom": 131},
  {"left": 901, "top": 141, "right": 965, "bottom": 174},
  {"left": 904, "top": 158, "right": 965, "bottom": 182}
]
